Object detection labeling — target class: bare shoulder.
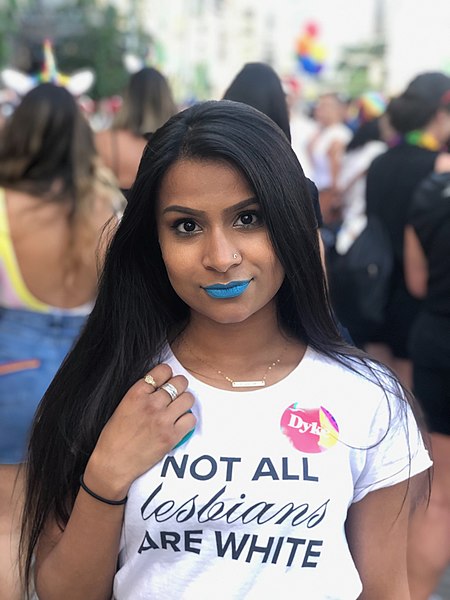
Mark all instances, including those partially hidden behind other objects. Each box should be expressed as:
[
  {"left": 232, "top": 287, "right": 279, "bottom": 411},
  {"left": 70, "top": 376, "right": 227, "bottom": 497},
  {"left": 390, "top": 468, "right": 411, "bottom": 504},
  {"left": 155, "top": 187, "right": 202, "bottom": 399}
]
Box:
[
  {"left": 435, "top": 152, "right": 450, "bottom": 173},
  {"left": 116, "top": 129, "right": 147, "bottom": 154},
  {"left": 94, "top": 128, "right": 112, "bottom": 153}
]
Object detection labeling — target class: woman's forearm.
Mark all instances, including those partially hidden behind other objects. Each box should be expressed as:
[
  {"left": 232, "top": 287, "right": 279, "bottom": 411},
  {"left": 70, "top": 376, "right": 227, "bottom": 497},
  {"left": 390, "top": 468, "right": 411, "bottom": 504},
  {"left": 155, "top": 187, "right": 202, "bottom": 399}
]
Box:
[
  {"left": 35, "top": 490, "right": 124, "bottom": 600},
  {"left": 34, "top": 365, "right": 194, "bottom": 599}
]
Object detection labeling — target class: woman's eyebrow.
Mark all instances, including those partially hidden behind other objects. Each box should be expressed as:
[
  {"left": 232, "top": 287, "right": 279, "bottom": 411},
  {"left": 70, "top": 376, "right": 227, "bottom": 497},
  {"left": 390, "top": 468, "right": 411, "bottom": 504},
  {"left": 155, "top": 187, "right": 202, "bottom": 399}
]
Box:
[
  {"left": 223, "top": 197, "right": 259, "bottom": 216},
  {"left": 162, "top": 197, "right": 259, "bottom": 216}
]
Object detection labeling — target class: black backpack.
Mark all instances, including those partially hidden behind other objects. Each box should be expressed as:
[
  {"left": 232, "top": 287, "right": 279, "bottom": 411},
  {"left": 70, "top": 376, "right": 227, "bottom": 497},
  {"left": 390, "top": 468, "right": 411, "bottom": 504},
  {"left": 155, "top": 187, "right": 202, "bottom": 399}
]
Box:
[{"left": 326, "top": 216, "right": 394, "bottom": 344}]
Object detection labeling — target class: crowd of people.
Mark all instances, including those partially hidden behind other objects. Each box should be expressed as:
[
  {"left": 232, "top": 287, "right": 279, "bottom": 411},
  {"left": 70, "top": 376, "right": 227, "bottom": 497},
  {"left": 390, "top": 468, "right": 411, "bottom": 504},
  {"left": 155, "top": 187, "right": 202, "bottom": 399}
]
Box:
[{"left": 0, "top": 46, "right": 449, "bottom": 600}]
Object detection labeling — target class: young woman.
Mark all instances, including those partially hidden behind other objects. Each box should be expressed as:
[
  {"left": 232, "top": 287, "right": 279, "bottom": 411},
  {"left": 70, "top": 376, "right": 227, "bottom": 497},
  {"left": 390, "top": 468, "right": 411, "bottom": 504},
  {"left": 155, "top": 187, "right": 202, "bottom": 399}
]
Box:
[
  {"left": 307, "top": 93, "right": 352, "bottom": 226},
  {"left": 0, "top": 82, "right": 122, "bottom": 598},
  {"left": 95, "top": 66, "right": 177, "bottom": 191},
  {"left": 222, "top": 61, "right": 324, "bottom": 251},
  {"left": 365, "top": 71, "right": 450, "bottom": 388},
  {"left": 404, "top": 170, "right": 450, "bottom": 599},
  {"left": 20, "top": 100, "right": 431, "bottom": 600},
  {"left": 223, "top": 62, "right": 291, "bottom": 143}
]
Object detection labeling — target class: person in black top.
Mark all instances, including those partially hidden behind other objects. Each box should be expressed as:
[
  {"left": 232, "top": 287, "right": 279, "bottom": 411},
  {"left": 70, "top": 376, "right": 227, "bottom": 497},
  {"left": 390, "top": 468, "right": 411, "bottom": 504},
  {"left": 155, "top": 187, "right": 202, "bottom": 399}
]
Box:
[
  {"left": 222, "top": 63, "right": 356, "bottom": 345},
  {"left": 405, "top": 170, "right": 450, "bottom": 600},
  {"left": 365, "top": 71, "right": 450, "bottom": 389},
  {"left": 222, "top": 62, "right": 323, "bottom": 230}
]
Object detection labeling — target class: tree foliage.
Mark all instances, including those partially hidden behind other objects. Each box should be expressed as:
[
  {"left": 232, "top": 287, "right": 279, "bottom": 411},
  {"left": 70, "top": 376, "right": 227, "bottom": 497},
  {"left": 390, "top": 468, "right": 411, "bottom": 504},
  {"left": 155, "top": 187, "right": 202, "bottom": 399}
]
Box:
[
  {"left": 0, "top": 0, "right": 19, "bottom": 68},
  {"left": 1, "top": 1, "right": 153, "bottom": 99},
  {"left": 56, "top": 3, "right": 129, "bottom": 99},
  {"left": 336, "top": 42, "right": 386, "bottom": 97}
]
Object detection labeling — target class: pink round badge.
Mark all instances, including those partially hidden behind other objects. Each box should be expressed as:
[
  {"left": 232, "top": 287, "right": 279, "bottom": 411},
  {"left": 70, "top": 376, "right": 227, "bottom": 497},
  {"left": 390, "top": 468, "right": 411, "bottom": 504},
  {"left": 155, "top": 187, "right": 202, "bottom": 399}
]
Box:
[{"left": 280, "top": 404, "right": 339, "bottom": 453}]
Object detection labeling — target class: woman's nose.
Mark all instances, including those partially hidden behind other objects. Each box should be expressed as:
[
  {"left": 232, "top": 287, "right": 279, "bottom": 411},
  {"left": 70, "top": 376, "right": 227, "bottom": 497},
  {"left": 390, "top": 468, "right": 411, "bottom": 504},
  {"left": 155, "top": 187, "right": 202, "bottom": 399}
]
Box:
[{"left": 201, "top": 230, "right": 241, "bottom": 272}]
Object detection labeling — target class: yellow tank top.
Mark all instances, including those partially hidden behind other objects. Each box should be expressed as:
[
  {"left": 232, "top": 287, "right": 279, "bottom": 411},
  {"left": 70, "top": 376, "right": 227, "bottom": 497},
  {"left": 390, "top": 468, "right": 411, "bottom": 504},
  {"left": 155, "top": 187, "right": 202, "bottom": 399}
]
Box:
[{"left": 0, "top": 188, "right": 93, "bottom": 314}]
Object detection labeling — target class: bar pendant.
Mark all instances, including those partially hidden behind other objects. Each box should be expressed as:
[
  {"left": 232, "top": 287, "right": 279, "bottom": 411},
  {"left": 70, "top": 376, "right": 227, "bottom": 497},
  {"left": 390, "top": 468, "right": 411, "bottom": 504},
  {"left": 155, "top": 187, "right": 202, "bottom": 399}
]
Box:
[{"left": 231, "top": 380, "right": 266, "bottom": 388}]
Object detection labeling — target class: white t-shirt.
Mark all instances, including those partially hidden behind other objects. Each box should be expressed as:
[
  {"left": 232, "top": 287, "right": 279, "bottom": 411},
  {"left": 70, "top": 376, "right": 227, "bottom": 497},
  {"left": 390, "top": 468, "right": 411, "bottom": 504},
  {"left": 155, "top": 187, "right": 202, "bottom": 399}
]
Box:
[
  {"left": 310, "top": 124, "right": 352, "bottom": 190},
  {"left": 338, "top": 141, "right": 387, "bottom": 220},
  {"left": 113, "top": 347, "right": 431, "bottom": 600},
  {"left": 290, "top": 113, "right": 318, "bottom": 179},
  {"left": 335, "top": 141, "right": 387, "bottom": 254}
]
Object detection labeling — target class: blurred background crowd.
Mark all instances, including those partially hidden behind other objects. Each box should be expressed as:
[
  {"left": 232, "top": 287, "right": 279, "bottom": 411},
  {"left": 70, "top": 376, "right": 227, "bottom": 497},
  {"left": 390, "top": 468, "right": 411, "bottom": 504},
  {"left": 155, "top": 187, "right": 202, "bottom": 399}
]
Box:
[
  {"left": 0, "top": 0, "right": 449, "bottom": 125},
  {"left": 0, "top": 0, "right": 450, "bottom": 599}
]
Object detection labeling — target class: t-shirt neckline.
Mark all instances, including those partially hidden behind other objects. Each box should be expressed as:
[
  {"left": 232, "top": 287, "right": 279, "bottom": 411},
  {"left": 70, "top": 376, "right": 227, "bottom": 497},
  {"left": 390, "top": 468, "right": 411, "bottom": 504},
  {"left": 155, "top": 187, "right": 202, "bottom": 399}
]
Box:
[{"left": 165, "top": 344, "right": 314, "bottom": 396}]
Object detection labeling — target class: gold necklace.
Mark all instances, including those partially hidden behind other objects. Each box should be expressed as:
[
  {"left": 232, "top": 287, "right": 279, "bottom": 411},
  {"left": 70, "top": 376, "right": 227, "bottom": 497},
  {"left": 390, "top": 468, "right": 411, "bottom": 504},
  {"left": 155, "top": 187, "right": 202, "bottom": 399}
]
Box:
[{"left": 182, "top": 338, "right": 287, "bottom": 388}]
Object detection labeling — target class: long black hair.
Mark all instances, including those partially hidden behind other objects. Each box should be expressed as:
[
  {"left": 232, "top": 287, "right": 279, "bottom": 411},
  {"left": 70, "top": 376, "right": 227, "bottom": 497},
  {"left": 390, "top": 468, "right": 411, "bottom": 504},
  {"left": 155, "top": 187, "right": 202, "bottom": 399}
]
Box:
[
  {"left": 20, "top": 100, "right": 426, "bottom": 591},
  {"left": 223, "top": 62, "right": 291, "bottom": 142}
]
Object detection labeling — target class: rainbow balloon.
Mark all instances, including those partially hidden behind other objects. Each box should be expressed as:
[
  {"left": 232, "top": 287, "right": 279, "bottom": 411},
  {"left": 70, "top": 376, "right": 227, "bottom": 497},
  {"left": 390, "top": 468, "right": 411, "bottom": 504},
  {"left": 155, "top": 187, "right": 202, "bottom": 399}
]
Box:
[{"left": 296, "top": 22, "right": 326, "bottom": 75}]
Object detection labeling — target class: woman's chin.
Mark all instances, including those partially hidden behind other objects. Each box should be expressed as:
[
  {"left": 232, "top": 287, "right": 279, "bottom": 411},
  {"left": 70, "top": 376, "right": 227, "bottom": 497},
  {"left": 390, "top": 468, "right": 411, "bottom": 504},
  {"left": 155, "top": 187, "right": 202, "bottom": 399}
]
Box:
[{"left": 193, "top": 306, "right": 257, "bottom": 326}]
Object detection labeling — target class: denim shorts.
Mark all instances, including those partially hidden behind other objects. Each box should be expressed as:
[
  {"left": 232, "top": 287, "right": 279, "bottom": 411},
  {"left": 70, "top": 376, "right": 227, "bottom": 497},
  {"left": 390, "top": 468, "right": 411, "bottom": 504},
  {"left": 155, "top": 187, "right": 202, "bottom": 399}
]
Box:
[{"left": 0, "top": 307, "right": 87, "bottom": 464}]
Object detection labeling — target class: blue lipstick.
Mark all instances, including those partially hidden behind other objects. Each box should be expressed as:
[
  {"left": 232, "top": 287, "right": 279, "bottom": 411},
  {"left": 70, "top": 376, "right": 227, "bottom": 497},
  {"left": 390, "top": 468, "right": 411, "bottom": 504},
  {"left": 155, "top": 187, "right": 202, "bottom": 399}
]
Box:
[{"left": 203, "top": 280, "right": 251, "bottom": 299}]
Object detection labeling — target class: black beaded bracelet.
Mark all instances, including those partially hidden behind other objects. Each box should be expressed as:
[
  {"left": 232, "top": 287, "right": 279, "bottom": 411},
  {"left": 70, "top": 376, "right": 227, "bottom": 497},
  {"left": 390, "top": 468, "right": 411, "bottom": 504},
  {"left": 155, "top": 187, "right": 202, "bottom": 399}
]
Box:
[{"left": 79, "top": 474, "right": 128, "bottom": 506}]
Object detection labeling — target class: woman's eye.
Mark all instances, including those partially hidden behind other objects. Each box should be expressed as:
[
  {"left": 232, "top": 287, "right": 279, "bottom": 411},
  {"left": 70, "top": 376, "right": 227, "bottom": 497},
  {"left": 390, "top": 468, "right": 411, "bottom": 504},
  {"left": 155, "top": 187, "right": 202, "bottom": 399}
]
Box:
[
  {"left": 235, "top": 212, "right": 261, "bottom": 227},
  {"left": 174, "top": 220, "right": 200, "bottom": 234}
]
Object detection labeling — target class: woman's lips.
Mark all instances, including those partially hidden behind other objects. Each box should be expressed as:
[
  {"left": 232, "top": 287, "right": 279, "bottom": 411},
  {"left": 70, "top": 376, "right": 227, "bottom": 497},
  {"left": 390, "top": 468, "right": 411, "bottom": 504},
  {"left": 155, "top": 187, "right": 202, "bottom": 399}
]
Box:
[{"left": 202, "top": 280, "right": 252, "bottom": 299}]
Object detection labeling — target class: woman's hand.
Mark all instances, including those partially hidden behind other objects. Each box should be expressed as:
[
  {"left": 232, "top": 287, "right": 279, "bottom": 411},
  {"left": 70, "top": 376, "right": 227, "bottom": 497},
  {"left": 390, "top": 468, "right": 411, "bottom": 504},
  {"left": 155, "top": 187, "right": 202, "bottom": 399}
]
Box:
[{"left": 84, "top": 363, "right": 196, "bottom": 501}]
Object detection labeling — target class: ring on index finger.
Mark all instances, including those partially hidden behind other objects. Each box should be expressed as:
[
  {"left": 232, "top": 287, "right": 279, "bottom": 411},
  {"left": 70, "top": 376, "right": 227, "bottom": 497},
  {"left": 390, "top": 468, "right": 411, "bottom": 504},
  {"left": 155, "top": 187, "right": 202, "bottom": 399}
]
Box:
[
  {"left": 160, "top": 382, "right": 178, "bottom": 403},
  {"left": 144, "top": 373, "right": 157, "bottom": 388}
]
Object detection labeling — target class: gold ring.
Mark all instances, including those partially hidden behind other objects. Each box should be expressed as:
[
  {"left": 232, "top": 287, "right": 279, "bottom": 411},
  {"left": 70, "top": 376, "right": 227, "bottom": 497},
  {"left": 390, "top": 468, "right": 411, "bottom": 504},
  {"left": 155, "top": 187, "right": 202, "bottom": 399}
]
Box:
[
  {"left": 160, "top": 382, "right": 178, "bottom": 402},
  {"left": 144, "top": 373, "right": 157, "bottom": 387}
]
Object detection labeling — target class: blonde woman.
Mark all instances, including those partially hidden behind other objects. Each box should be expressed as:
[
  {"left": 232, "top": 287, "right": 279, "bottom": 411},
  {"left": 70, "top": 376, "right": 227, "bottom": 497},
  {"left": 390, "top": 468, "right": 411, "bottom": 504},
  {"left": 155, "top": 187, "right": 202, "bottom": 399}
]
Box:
[
  {"left": 95, "top": 67, "right": 177, "bottom": 191},
  {"left": 0, "top": 82, "right": 122, "bottom": 599}
]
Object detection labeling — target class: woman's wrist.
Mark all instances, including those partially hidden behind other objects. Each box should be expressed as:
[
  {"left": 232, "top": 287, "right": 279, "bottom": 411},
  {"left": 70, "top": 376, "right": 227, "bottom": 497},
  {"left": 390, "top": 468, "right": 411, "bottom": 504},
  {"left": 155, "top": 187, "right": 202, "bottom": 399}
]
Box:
[
  {"left": 83, "top": 457, "right": 132, "bottom": 503},
  {"left": 79, "top": 473, "right": 128, "bottom": 505}
]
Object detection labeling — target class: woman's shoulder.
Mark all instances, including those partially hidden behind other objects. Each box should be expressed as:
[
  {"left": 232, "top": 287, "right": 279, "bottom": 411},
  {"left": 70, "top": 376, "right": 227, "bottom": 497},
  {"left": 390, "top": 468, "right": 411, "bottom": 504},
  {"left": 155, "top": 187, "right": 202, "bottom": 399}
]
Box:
[
  {"left": 106, "top": 127, "right": 147, "bottom": 145},
  {"left": 2, "top": 188, "right": 62, "bottom": 223},
  {"left": 308, "top": 349, "right": 424, "bottom": 454},
  {"left": 94, "top": 128, "right": 113, "bottom": 151},
  {"left": 302, "top": 347, "right": 400, "bottom": 398},
  {"left": 2, "top": 187, "right": 44, "bottom": 204},
  {"left": 95, "top": 127, "right": 145, "bottom": 156},
  {"left": 435, "top": 152, "right": 450, "bottom": 173},
  {"left": 410, "top": 170, "right": 450, "bottom": 219}
]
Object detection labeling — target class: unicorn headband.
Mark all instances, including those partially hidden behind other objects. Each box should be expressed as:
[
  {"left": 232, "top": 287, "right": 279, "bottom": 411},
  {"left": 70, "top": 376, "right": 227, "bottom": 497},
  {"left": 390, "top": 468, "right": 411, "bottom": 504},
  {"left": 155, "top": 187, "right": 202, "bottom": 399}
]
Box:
[{"left": 0, "top": 39, "right": 95, "bottom": 97}]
